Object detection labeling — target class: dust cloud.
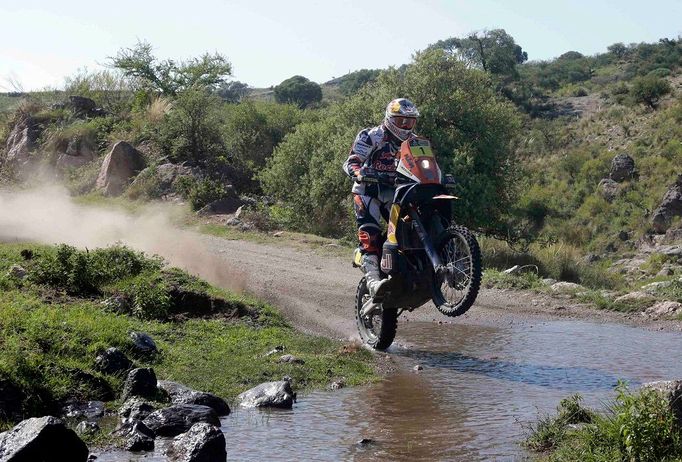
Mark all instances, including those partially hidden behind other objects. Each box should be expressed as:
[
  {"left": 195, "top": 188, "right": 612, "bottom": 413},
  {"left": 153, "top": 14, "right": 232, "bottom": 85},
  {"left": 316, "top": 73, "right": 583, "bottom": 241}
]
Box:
[{"left": 0, "top": 186, "right": 245, "bottom": 292}]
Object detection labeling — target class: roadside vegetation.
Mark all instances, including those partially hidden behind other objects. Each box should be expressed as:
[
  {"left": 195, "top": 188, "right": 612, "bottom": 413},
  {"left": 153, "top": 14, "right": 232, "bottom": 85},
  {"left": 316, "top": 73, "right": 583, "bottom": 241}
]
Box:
[
  {"left": 525, "top": 384, "right": 682, "bottom": 462},
  {"left": 0, "top": 242, "right": 375, "bottom": 430}
]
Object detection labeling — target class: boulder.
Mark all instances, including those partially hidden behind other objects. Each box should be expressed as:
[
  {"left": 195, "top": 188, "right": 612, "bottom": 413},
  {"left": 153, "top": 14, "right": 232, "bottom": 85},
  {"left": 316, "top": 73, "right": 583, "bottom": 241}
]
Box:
[
  {"left": 96, "top": 141, "right": 146, "bottom": 196},
  {"left": 642, "top": 380, "right": 682, "bottom": 427},
  {"left": 62, "top": 400, "right": 105, "bottom": 420},
  {"left": 609, "top": 153, "right": 636, "bottom": 182},
  {"left": 6, "top": 265, "right": 27, "bottom": 279},
  {"left": 598, "top": 178, "right": 619, "bottom": 202},
  {"left": 614, "top": 291, "right": 655, "bottom": 305},
  {"left": 121, "top": 368, "right": 158, "bottom": 401},
  {"left": 55, "top": 138, "right": 96, "bottom": 171},
  {"left": 129, "top": 163, "right": 196, "bottom": 198},
  {"left": 277, "top": 354, "right": 305, "bottom": 365},
  {"left": 645, "top": 301, "right": 682, "bottom": 318},
  {"left": 167, "top": 423, "right": 226, "bottom": 462},
  {"left": 2, "top": 114, "right": 39, "bottom": 169},
  {"left": 652, "top": 175, "right": 682, "bottom": 234},
  {"left": 129, "top": 331, "right": 158, "bottom": 356},
  {"left": 157, "top": 381, "right": 230, "bottom": 416},
  {"left": 123, "top": 421, "right": 155, "bottom": 452},
  {"left": 0, "top": 416, "right": 89, "bottom": 461},
  {"left": 75, "top": 421, "right": 99, "bottom": 437},
  {"left": 66, "top": 96, "right": 104, "bottom": 118},
  {"left": 196, "top": 188, "right": 243, "bottom": 216},
  {"left": 641, "top": 280, "right": 673, "bottom": 294},
  {"left": 94, "top": 347, "right": 133, "bottom": 375},
  {"left": 142, "top": 404, "right": 220, "bottom": 437},
  {"left": 237, "top": 381, "right": 296, "bottom": 409},
  {"left": 550, "top": 282, "right": 584, "bottom": 293},
  {"left": 119, "top": 396, "right": 156, "bottom": 422}
]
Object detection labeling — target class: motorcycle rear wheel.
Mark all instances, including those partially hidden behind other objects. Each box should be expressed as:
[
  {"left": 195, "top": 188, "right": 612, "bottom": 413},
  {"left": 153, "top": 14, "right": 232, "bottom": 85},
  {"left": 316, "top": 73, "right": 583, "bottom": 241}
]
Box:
[
  {"left": 432, "top": 225, "right": 482, "bottom": 317},
  {"left": 355, "top": 277, "right": 398, "bottom": 350}
]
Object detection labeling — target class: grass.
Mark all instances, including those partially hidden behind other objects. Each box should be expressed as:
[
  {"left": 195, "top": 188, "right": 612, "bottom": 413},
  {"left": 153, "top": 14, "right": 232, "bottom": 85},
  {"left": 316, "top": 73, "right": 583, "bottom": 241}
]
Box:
[
  {"left": 526, "top": 384, "right": 682, "bottom": 462},
  {"left": 0, "top": 242, "right": 376, "bottom": 430}
]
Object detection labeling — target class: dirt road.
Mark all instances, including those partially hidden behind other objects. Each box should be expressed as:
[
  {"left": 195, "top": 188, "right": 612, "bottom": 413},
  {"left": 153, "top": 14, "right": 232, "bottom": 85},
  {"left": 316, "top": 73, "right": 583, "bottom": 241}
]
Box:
[{"left": 201, "top": 234, "right": 682, "bottom": 340}]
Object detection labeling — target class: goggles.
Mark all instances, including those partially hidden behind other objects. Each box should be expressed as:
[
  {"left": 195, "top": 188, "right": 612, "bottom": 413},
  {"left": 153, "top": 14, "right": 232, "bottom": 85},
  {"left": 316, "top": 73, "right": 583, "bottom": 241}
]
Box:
[{"left": 391, "top": 116, "right": 417, "bottom": 130}]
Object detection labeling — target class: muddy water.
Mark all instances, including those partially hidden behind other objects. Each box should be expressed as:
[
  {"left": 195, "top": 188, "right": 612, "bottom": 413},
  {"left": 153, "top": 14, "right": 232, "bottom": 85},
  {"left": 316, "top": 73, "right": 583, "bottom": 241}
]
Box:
[{"left": 98, "top": 319, "right": 682, "bottom": 461}]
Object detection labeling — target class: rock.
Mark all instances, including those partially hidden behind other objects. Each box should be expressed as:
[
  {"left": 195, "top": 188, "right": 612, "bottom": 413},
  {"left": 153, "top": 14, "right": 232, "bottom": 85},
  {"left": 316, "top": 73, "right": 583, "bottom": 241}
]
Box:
[
  {"left": 75, "top": 421, "right": 100, "bottom": 437},
  {"left": 657, "top": 267, "right": 675, "bottom": 277},
  {"left": 123, "top": 421, "right": 155, "bottom": 452},
  {"left": 94, "top": 347, "right": 133, "bottom": 375},
  {"left": 550, "top": 282, "right": 584, "bottom": 293},
  {"left": 664, "top": 226, "right": 682, "bottom": 244},
  {"left": 66, "top": 95, "right": 104, "bottom": 118},
  {"left": 357, "top": 438, "right": 376, "bottom": 446},
  {"left": 96, "top": 141, "right": 146, "bottom": 196},
  {"left": 598, "top": 178, "right": 619, "bottom": 202},
  {"left": 119, "top": 397, "right": 156, "bottom": 422},
  {"left": 641, "top": 280, "right": 673, "bottom": 294},
  {"left": 224, "top": 217, "right": 241, "bottom": 227},
  {"left": 413, "top": 365, "right": 424, "bottom": 372},
  {"left": 167, "top": 423, "right": 226, "bottom": 462},
  {"left": 618, "top": 230, "right": 630, "bottom": 241},
  {"left": 614, "top": 291, "right": 655, "bottom": 304},
  {"left": 609, "top": 153, "right": 636, "bottom": 182},
  {"left": 542, "top": 278, "right": 557, "bottom": 286},
  {"left": 237, "top": 381, "right": 296, "bottom": 409},
  {"left": 62, "top": 401, "right": 105, "bottom": 420},
  {"left": 121, "top": 368, "right": 158, "bottom": 401},
  {"left": 0, "top": 416, "right": 89, "bottom": 461},
  {"left": 645, "top": 301, "right": 682, "bottom": 318},
  {"left": 277, "top": 354, "right": 304, "bottom": 364},
  {"left": 6, "top": 265, "right": 27, "bottom": 279},
  {"left": 142, "top": 404, "right": 220, "bottom": 437},
  {"left": 642, "top": 380, "right": 682, "bottom": 426},
  {"left": 502, "top": 265, "right": 521, "bottom": 274},
  {"left": 584, "top": 253, "right": 601, "bottom": 263},
  {"left": 129, "top": 163, "right": 196, "bottom": 199},
  {"left": 652, "top": 175, "right": 682, "bottom": 234},
  {"left": 196, "top": 190, "right": 242, "bottom": 216},
  {"left": 56, "top": 138, "right": 96, "bottom": 171},
  {"left": 2, "top": 114, "right": 39, "bottom": 170},
  {"left": 329, "top": 378, "right": 346, "bottom": 390},
  {"left": 157, "top": 381, "right": 230, "bottom": 416},
  {"left": 101, "top": 295, "right": 130, "bottom": 314},
  {"left": 234, "top": 205, "right": 245, "bottom": 219},
  {"left": 273, "top": 231, "right": 284, "bottom": 237},
  {"left": 264, "top": 346, "right": 284, "bottom": 357},
  {"left": 68, "top": 369, "right": 115, "bottom": 401},
  {"left": 0, "top": 380, "right": 24, "bottom": 422},
  {"left": 129, "top": 331, "right": 158, "bottom": 356}
]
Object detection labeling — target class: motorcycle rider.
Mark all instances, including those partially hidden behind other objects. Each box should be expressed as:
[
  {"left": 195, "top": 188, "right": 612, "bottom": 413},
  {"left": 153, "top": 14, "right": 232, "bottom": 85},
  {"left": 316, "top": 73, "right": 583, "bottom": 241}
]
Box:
[{"left": 343, "top": 98, "right": 420, "bottom": 298}]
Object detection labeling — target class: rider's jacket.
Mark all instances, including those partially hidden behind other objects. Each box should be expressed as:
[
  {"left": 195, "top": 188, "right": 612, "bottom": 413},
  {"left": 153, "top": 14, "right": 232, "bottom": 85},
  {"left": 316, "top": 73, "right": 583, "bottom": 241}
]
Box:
[{"left": 342, "top": 124, "right": 401, "bottom": 200}]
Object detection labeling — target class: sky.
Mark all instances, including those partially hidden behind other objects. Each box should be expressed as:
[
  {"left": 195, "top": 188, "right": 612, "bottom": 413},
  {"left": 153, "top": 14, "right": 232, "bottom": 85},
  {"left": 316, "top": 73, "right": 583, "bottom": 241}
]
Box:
[{"left": 1, "top": 0, "right": 681, "bottom": 91}]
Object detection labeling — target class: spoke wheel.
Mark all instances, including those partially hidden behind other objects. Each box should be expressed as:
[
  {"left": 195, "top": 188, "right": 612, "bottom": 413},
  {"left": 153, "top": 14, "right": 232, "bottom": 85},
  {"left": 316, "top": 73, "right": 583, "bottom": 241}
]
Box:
[
  {"left": 355, "top": 277, "right": 398, "bottom": 350},
  {"left": 432, "top": 225, "right": 482, "bottom": 317}
]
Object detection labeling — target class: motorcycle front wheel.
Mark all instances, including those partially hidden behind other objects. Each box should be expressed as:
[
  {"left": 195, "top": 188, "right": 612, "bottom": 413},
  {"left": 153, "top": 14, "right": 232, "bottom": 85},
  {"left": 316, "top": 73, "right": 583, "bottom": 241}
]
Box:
[
  {"left": 432, "top": 225, "right": 482, "bottom": 317},
  {"left": 355, "top": 277, "right": 398, "bottom": 350}
]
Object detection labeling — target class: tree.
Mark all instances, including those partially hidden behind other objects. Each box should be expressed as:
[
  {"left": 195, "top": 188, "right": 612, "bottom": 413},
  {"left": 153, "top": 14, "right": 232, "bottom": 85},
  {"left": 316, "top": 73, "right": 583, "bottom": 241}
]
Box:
[
  {"left": 607, "top": 42, "right": 629, "bottom": 59},
  {"left": 273, "top": 75, "right": 322, "bottom": 108},
  {"left": 429, "top": 29, "right": 528, "bottom": 78},
  {"left": 631, "top": 75, "right": 672, "bottom": 108},
  {"left": 111, "top": 41, "right": 232, "bottom": 96},
  {"left": 217, "top": 80, "right": 250, "bottom": 103},
  {"left": 338, "top": 69, "right": 382, "bottom": 96}
]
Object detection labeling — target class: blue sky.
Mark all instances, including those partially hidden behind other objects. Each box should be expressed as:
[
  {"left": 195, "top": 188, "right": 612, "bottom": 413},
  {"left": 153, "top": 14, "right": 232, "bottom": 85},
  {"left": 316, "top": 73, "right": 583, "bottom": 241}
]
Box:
[{"left": 1, "top": 0, "right": 681, "bottom": 91}]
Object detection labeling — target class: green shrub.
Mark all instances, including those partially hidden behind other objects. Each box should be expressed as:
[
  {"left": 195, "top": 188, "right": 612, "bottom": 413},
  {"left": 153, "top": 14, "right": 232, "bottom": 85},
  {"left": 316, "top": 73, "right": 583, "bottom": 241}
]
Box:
[
  {"left": 273, "top": 75, "right": 322, "bottom": 108},
  {"left": 176, "top": 177, "right": 228, "bottom": 211},
  {"left": 631, "top": 76, "right": 672, "bottom": 108}
]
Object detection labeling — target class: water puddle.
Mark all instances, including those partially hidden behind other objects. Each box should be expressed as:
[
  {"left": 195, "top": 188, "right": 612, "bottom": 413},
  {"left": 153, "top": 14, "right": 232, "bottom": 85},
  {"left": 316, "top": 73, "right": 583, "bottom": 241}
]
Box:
[{"left": 97, "top": 319, "right": 682, "bottom": 461}]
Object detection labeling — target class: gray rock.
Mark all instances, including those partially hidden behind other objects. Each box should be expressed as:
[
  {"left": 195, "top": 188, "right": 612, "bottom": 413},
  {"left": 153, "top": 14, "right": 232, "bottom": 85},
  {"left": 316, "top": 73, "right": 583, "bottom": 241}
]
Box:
[
  {"left": 95, "top": 347, "right": 133, "bottom": 375},
  {"left": 157, "top": 381, "right": 230, "bottom": 416},
  {"left": 264, "top": 346, "right": 284, "bottom": 357},
  {"left": 329, "top": 378, "right": 346, "bottom": 390},
  {"left": 62, "top": 401, "right": 105, "bottom": 420},
  {"left": 237, "top": 381, "right": 296, "bottom": 409},
  {"left": 609, "top": 153, "right": 636, "bottom": 182},
  {"left": 645, "top": 301, "right": 682, "bottom": 318},
  {"left": 550, "top": 282, "right": 584, "bottom": 293},
  {"left": 541, "top": 278, "right": 557, "bottom": 286},
  {"left": 0, "top": 416, "right": 89, "bottom": 461},
  {"left": 66, "top": 95, "right": 102, "bottom": 118},
  {"left": 121, "top": 368, "right": 158, "bottom": 401},
  {"left": 119, "top": 396, "right": 156, "bottom": 422},
  {"left": 277, "top": 354, "right": 305, "bottom": 364},
  {"left": 413, "top": 365, "right": 424, "bottom": 372},
  {"left": 101, "top": 295, "right": 130, "bottom": 314},
  {"left": 75, "top": 421, "right": 100, "bottom": 437},
  {"left": 96, "top": 141, "right": 146, "bottom": 196},
  {"left": 598, "top": 178, "right": 619, "bottom": 202},
  {"left": 652, "top": 175, "right": 682, "bottom": 234},
  {"left": 641, "top": 280, "right": 673, "bottom": 294},
  {"left": 129, "top": 331, "right": 158, "bottom": 356},
  {"left": 142, "top": 405, "right": 220, "bottom": 437},
  {"left": 167, "top": 423, "right": 226, "bottom": 462},
  {"left": 234, "top": 205, "right": 245, "bottom": 219},
  {"left": 56, "top": 138, "right": 96, "bottom": 171},
  {"left": 129, "top": 163, "right": 195, "bottom": 198},
  {"left": 2, "top": 115, "right": 39, "bottom": 171},
  {"left": 584, "top": 253, "right": 601, "bottom": 263},
  {"left": 642, "top": 380, "right": 682, "bottom": 427},
  {"left": 196, "top": 191, "right": 242, "bottom": 216},
  {"left": 6, "top": 265, "right": 27, "bottom": 279},
  {"left": 123, "top": 421, "right": 155, "bottom": 452},
  {"left": 614, "top": 291, "right": 655, "bottom": 304}
]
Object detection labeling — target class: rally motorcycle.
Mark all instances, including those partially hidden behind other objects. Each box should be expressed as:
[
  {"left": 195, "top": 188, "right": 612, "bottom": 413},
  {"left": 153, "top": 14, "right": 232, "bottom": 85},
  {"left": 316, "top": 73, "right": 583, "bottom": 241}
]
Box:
[{"left": 353, "top": 137, "right": 482, "bottom": 350}]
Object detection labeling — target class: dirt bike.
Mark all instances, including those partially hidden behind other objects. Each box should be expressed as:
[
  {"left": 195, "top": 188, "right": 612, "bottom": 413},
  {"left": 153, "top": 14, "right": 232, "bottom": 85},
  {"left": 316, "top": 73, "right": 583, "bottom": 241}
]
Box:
[{"left": 353, "top": 136, "right": 482, "bottom": 350}]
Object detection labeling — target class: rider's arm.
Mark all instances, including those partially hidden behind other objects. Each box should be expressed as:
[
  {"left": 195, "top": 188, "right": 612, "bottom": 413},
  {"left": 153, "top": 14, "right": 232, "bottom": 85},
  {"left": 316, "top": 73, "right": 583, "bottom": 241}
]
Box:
[{"left": 343, "top": 129, "right": 374, "bottom": 178}]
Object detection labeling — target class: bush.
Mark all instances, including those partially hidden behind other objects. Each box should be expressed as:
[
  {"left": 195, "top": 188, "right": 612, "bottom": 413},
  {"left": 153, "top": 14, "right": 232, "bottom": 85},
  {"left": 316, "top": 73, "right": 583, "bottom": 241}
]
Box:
[
  {"left": 176, "top": 176, "right": 229, "bottom": 211},
  {"left": 631, "top": 76, "right": 672, "bottom": 108}
]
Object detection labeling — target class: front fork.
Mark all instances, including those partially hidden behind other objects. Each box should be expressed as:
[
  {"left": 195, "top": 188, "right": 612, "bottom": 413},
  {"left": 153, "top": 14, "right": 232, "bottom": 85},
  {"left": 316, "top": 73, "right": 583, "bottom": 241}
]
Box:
[{"left": 407, "top": 205, "right": 445, "bottom": 275}]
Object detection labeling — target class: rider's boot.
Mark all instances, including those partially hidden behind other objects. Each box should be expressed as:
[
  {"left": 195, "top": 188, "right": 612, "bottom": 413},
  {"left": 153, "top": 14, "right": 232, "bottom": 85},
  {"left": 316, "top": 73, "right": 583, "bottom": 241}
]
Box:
[{"left": 361, "top": 254, "right": 389, "bottom": 300}]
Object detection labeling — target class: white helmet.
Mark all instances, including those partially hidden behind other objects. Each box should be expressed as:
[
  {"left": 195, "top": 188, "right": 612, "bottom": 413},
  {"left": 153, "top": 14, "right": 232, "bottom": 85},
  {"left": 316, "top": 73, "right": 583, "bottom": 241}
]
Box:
[{"left": 383, "top": 98, "right": 420, "bottom": 141}]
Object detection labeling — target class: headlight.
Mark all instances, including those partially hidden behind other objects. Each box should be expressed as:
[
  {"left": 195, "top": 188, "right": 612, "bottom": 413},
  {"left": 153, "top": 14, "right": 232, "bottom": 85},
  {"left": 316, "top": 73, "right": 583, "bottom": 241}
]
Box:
[{"left": 421, "top": 159, "right": 430, "bottom": 169}]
